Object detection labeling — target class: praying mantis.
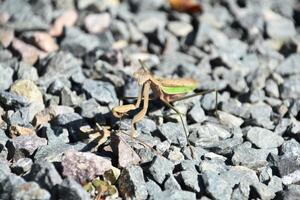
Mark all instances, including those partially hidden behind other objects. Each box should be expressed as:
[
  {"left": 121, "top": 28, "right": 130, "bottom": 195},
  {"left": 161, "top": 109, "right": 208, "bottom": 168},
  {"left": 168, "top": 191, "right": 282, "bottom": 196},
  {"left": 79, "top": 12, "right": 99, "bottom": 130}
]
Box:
[{"left": 112, "top": 60, "right": 215, "bottom": 143}]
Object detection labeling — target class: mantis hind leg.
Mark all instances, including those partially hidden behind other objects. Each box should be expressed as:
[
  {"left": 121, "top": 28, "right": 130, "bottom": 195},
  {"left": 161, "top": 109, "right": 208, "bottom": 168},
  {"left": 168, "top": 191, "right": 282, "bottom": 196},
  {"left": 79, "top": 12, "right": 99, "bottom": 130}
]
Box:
[
  {"left": 130, "top": 81, "right": 151, "bottom": 138},
  {"left": 161, "top": 99, "right": 189, "bottom": 143},
  {"left": 170, "top": 89, "right": 218, "bottom": 113},
  {"left": 160, "top": 99, "right": 197, "bottom": 159}
]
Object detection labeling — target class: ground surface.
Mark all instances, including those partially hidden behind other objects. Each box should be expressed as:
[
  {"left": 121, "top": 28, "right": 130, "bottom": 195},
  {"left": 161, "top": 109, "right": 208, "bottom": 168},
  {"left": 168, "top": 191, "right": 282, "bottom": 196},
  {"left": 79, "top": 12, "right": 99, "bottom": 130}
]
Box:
[{"left": 0, "top": 0, "right": 300, "bottom": 199}]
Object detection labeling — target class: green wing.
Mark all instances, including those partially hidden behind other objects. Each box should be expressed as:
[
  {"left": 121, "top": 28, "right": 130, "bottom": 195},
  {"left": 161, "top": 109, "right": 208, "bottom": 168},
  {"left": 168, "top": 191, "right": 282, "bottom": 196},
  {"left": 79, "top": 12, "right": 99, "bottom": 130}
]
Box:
[{"left": 161, "top": 85, "right": 197, "bottom": 94}]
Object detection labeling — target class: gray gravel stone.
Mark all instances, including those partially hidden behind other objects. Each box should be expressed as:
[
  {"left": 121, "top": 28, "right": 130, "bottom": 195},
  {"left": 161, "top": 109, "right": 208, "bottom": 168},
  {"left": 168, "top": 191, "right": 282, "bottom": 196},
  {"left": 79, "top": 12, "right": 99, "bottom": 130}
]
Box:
[
  {"left": 148, "top": 156, "right": 175, "bottom": 184},
  {"left": 118, "top": 165, "right": 148, "bottom": 200},
  {"left": 158, "top": 122, "right": 187, "bottom": 147},
  {"left": 0, "top": 0, "right": 49, "bottom": 30},
  {"left": 0, "top": 129, "right": 9, "bottom": 146},
  {"left": 202, "top": 172, "right": 232, "bottom": 200},
  {"left": 265, "top": 11, "right": 296, "bottom": 40},
  {"left": 164, "top": 175, "right": 181, "bottom": 190},
  {"left": 178, "top": 170, "right": 201, "bottom": 193},
  {"left": 281, "top": 77, "right": 300, "bottom": 99},
  {"left": 276, "top": 54, "right": 300, "bottom": 75},
  {"left": 178, "top": 160, "right": 198, "bottom": 172},
  {"left": 11, "top": 158, "right": 33, "bottom": 175},
  {"left": 182, "top": 146, "right": 208, "bottom": 162},
  {"left": 281, "top": 139, "right": 300, "bottom": 158},
  {"left": 110, "top": 133, "right": 141, "bottom": 168},
  {"left": 289, "top": 100, "right": 300, "bottom": 117},
  {"left": 165, "top": 146, "right": 182, "bottom": 164},
  {"left": 24, "top": 161, "right": 62, "bottom": 191},
  {"left": 221, "top": 99, "right": 250, "bottom": 119},
  {"left": 6, "top": 108, "right": 31, "bottom": 126},
  {"left": 48, "top": 78, "right": 72, "bottom": 95},
  {"left": 12, "top": 181, "right": 51, "bottom": 200},
  {"left": 284, "top": 184, "right": 300, "bottom": 200},
  {"left": 60, "top": 87, "right": 81, "bottom": 107},
  {"left": 259, "top": 166, "right": 273, "bottom": 182},
  {"left": 52, "top": 112, "right": 86, "bottom": 142},
  {"left": 0, "top": 63, "right": 14, "bottom": 90},
  {"left": 17, "top": 62, "right": 39, "bottom": 81},
  {"left": 201, "top": 92, "right": 217, "bottom": 111},
  {"left": 167, "top": 21, "right": 193, "bottom": 37},
  {"left": 216, "top": 111, "right": 244, "bottom": 128},
  {"left": 136, "top": 11, "right": 167, "bottom": 34},
  {"left": 56, "top": 177, "right": 90, "bottom": 200},
  {"left": 0, "top": 174, "right": 26, "bottom": 200},
  {"left": 268, "top": 176, "right": 283, "bottom": 193},
  {"left": 275, "top": 156, "right": 300, "bottom": 177},
  {"left": 136, "top": 147, "right": 155, "bottom": 164},
  {"left": 61, "top": 27, "right": 100, "bottom": 57},
  {"left": 150, "top": 189, "right": 196, "bottom": 200},
  {"left": 232, "top": 143, "right": 278, "bottom": 169},
  {"left": 136, "top": 118, "right": 157, "bottom": 135},
  {"left": 188, "top": 123, "right": 231, "bottom": 148},
  {"left": 39, "top": 51, "right": 82, "bottom": 86},
  {"left": 0, "top": 159, "right": 10, "bottom": 179},
  {"left": 210, "top": 136, "right": 243, "bottom": 155},
  {"left": 146, "top": 179, "right": 162, "bottom": 197},
  {"left": 188, "top": 103, "right": 206, "bottom": 123},
  {"left": 265, "top": 79, "right": 279, "bottom": 98},
  {"left": 249, "top": 103, "right": 274, "bottom": 129},
  {"left": 0, "top": 91, "right": 29, "bottom": 109},
  {"left": 274, "top": 118, "right": 291, "bottom": 136},
  {"left": 7, "top": 134, "right": 47, "bottom": 161},
  {"left": 82, "top": 79, "right": 118, "bottom": 105},
  {"left": 246, "top": 127, "right": 284, "bottom": 149},
  {"left": 78, "top": 98, "right": 108, "bottom": 119},
  {"left": 30, "top": 0, "right": 53, "bottom": 23},
  {"left": 34, "top": 140, "right": 85, "bottom": 163}
]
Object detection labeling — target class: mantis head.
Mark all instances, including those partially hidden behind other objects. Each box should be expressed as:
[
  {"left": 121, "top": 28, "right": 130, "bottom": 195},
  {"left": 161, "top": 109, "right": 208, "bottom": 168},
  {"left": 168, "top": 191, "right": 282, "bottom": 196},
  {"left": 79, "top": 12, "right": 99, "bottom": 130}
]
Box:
[{"left": 133, "top": 68, "right": 151, "bottom": 85}]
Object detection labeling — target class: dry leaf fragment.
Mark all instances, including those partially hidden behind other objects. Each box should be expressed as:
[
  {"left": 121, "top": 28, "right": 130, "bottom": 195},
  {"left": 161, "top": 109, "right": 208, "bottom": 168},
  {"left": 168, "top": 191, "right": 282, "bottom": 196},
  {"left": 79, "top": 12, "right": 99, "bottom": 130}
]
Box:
[{"left": 169, "top": 0, "right": 202, "bottom": 13}]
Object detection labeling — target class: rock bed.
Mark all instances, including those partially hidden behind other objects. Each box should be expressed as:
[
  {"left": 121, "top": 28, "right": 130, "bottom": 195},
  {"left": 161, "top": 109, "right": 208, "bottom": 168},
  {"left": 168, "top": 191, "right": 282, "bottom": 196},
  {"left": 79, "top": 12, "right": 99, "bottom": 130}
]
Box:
[{"left": 0, "top": 0, "right": 300, "bottom": 199}]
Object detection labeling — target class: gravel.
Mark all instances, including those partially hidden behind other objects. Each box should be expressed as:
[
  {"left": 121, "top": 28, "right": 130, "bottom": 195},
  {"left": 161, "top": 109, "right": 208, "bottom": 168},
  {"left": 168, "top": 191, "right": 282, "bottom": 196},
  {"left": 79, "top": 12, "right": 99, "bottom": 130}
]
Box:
[
  {"left": 148, "top": 156, "right": 175, "bottom": 185},
  {"left": 0, "top": 0, "right": 299, "bottom": 199},
  {"left": 158, "top": 122, "right": 188, "bottom": 147},
  {"left": 56, "top": 178, "right": 90, "bottom": 200},
  {"left": 246, "top": 127, "right": 284, "bottom": 149},
  {"left": 151, "top": 189, "right": 196, "bottom": 200},
  {"left": 24, "top": 161, "right": 62, "bottom": 192},
  {"left": 118, "top": 165, "right": 148, "bottom": 199}
]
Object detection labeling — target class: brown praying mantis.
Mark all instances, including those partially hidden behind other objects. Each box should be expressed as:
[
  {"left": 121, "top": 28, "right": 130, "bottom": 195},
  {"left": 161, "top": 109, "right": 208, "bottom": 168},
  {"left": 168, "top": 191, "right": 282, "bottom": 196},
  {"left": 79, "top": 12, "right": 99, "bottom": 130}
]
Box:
[{"left": 112, "top": 60, "right": 216, "bottom": 144}]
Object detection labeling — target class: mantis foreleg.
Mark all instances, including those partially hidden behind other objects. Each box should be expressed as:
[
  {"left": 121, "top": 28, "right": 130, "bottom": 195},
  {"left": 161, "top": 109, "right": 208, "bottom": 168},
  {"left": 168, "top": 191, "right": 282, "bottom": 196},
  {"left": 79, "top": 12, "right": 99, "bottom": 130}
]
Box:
[
  {"left": 112, "top": 85, "right": 144, "bottom": 118},
  {"left": 130, "top": 81, "right": 151, "bottom": 138}
]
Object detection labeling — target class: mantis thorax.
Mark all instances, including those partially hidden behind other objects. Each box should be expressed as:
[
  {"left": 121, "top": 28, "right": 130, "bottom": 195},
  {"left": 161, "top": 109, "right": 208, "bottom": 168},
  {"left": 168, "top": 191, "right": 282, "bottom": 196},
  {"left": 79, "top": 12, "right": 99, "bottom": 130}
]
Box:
[{"left": 133, "top": 69, "right": 153, "bottom": 86}]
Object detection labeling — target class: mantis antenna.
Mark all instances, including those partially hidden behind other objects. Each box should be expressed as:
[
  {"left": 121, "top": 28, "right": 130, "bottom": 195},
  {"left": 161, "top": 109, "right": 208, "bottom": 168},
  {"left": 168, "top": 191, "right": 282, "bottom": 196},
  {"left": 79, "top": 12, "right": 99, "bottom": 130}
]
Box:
[{"left": 138, "top": 59, "right": 150, "bottom": 72}]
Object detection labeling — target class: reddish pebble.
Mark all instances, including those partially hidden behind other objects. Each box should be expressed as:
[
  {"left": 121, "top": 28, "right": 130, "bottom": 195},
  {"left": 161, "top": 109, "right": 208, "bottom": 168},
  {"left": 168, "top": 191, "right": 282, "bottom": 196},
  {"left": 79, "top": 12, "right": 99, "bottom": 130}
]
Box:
[
  {"left": 0, "top": 12, "right": 9, "bottom": 25},
  {"left": 12, "top": 38, "right": 47, "bottom": 65},
  {"left": 0, "top": 27, "right": 14, "bottom": 47},
  {"left": 31, "top": 32, "right": 58, "bottom": 52},
  {"left": 49, "top": 10, "right": 78, "bottom": 37}
]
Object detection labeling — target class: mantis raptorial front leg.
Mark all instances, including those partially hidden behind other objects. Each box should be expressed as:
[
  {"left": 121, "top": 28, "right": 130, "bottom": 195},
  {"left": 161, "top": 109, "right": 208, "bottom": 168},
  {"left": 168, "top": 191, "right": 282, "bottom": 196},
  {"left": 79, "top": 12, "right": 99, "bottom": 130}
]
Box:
[
  {"left": 112, "top": 85, "right": 144, "bottom": 118},
  {"left": 130, "top": 81, "right": 151, "bottom": 138}
]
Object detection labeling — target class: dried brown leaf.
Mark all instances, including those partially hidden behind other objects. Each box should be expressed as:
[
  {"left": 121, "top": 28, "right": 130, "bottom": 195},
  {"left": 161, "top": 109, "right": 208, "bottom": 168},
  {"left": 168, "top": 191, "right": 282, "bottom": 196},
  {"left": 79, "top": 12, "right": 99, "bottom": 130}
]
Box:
[{"left": 169, "top": 0, "right": 202, "bottom": 13}]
